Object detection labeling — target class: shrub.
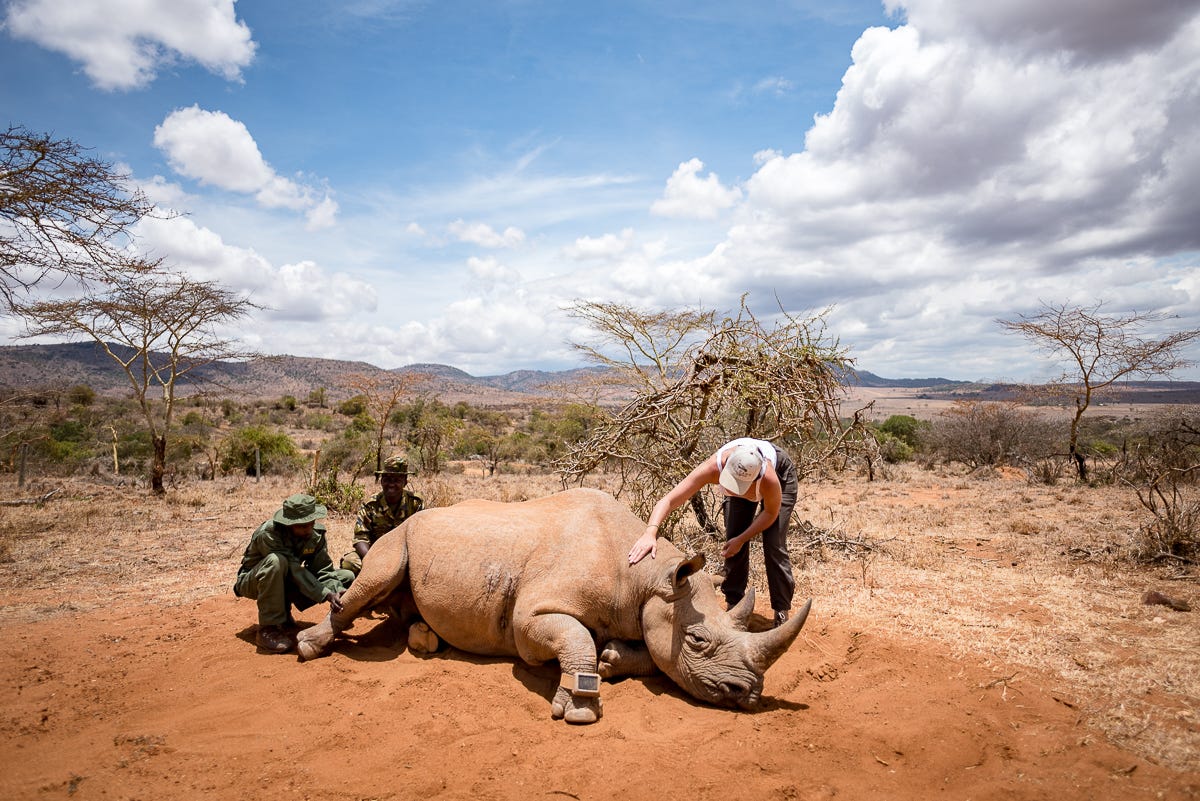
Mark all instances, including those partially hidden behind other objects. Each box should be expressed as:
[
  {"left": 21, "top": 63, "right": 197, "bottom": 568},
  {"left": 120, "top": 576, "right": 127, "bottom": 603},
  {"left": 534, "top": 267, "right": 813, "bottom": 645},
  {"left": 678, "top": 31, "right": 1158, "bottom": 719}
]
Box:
[
  {"left": 307, "top": 469, "right": 366, "bottom": 514},
  {"left": 927, "top": 401, "right": 1059, "bottom": 468},
  {"left": 67, "top": 384, "right": 95, "bottom": 406},
  {"left": 876, "top": 415, "right": 925, "bottom": 449},
  {"left": 338, "top": 395, "right": 368, "bottom": 416},
  {"left": 875, "top": 431, "right": 914, "bottom": 463},
  {"left": 1123, "top": 408, "right": 1200, "bottom": 563},
  {"left": 219, "top": 426, "right": 303, "bottom": 476}
]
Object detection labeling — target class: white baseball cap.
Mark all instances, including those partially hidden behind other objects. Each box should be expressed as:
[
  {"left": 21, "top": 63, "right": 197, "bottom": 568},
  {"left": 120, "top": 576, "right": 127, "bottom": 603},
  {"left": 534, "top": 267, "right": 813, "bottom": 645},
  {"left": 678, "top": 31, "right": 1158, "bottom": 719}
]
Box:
[{"left": 719, "top": 445, "right": 763, "bottom": 495}]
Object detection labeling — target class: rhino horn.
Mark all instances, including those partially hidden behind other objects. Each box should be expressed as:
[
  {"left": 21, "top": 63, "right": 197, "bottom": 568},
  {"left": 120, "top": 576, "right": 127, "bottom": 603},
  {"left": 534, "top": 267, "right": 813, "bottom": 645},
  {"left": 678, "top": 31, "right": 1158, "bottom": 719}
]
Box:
[
  {"left": 727, "top": 586, "right": 756, "bottom": 630},
  {"left": 748, "top": 598, "right": 812, "bottom": 671}
]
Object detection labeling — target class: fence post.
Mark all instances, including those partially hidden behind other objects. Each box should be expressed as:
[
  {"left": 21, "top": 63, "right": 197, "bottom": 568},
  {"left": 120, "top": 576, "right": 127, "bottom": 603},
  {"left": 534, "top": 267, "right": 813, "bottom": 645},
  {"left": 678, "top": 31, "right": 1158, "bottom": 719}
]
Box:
[{"left": 255, "top": 447, "right": 261, "bottom": 482}]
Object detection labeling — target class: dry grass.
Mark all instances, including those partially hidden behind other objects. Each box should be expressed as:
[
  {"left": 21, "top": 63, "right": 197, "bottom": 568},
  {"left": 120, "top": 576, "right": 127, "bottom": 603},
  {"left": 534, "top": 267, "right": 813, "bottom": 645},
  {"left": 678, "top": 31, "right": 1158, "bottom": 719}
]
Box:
[
  {"left": 784, "top": 464, "right": 1199, "bottom": 772},
  {"left": 0, "top": 463, "right": 1196, "bottom": 771}
]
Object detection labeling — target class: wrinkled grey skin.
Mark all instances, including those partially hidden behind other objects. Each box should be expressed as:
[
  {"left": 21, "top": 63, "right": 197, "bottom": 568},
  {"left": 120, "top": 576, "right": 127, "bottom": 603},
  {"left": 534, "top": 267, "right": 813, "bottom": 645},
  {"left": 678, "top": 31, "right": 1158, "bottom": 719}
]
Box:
[{"left": 297, "top": 487, "right": 811, "bottom": 724}]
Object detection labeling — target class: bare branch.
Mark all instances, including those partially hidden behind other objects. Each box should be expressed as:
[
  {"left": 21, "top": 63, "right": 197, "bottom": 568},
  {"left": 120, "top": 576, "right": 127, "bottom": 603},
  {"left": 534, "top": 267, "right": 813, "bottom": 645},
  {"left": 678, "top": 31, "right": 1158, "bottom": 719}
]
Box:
[
  {"left": 556, "top": 298, "right": 868, "bottom": 534},
  {"left": 1, "top": 125, "right": 163, "bottom": 312}
]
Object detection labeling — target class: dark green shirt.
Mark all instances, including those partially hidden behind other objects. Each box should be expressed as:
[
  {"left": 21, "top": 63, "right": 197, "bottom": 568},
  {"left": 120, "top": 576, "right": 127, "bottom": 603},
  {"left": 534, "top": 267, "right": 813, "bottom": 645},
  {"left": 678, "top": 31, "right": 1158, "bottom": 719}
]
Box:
[
  {"left": 238, "top": 519, "right": 343, "bottom": 602},
  {"left": 353, "top": 489, "right": 423, "bottom": 545}
]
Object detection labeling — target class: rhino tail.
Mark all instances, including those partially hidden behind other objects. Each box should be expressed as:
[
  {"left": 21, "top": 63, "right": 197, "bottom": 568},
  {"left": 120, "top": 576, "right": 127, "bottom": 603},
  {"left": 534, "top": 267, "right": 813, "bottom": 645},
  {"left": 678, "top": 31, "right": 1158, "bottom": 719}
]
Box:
[{"left": 748, "top": 598, "right": 812, "bottom": 671}]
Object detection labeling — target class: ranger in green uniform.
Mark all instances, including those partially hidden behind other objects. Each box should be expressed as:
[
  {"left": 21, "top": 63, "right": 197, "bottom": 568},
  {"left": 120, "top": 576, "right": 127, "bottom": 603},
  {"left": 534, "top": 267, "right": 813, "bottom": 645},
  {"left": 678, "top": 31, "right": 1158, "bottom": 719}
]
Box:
[
  {"left": 235, "top": 493, "right": 355, "bottom": 654},
  {"left": 340, "top": 454, "right": 424, "bottom": 574}
]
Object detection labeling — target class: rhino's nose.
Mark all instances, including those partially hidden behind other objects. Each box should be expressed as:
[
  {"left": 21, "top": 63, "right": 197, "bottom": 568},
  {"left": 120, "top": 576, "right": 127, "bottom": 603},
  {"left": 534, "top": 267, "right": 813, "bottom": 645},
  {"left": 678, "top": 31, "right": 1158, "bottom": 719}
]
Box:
[{"left": 717, "top": 679, "right": 751, "bottom": 701}]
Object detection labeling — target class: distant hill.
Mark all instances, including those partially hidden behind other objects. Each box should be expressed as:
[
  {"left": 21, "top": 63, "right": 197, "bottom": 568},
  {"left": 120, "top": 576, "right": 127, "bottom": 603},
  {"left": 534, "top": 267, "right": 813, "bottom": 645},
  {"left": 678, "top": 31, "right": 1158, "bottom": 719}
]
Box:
[
  {"left": 2, "top": 342, "right": 1197, "bottom": 406},
  {"left": 849, "top": 370, "right": 969, "bottom": 389},
  {"left": 0, "top": 342, "right": 614, "bottom": 405}
]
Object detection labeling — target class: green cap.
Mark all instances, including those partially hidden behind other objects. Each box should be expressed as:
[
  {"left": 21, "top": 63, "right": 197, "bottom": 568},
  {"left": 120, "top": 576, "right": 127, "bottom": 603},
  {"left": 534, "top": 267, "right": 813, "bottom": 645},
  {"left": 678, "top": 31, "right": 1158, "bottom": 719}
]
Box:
[
  {"left": 375, "top": 455, "right": 415, "bottom": 477},
  {"left": 272, "top": 493, "right": 328, "bottom": 526}
]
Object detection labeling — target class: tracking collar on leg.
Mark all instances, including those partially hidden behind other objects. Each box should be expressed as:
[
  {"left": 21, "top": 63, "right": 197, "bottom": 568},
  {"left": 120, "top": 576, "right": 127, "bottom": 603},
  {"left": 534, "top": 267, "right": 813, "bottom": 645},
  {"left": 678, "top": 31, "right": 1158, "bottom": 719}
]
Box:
[{"left": 559, "top": 671, "right": 601, "bottom": 697}]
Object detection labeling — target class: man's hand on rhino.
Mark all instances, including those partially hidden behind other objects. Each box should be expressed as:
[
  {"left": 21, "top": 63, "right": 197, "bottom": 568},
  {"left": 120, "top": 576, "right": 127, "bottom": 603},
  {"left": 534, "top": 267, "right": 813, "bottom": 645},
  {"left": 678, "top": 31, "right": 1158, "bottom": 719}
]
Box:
[{"left": 325, "top": 590, "right": 345, "bottom": 614}]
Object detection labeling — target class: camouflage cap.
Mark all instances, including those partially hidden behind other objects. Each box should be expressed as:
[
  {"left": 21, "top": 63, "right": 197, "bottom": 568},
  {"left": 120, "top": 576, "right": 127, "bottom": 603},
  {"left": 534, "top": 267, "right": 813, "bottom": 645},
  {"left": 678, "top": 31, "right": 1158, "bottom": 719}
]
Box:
[
  {"left": 375, "top": 455, "right": 415, "bottom": 477},
  {"left": 272, "top": 493, "right": 327, "bottom": 526}
]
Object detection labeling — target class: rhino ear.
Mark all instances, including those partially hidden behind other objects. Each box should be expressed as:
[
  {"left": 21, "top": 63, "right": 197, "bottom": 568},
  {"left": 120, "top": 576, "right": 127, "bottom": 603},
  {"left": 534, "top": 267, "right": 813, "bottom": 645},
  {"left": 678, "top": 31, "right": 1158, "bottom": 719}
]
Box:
[{"left": 671, "top": 553, "right": 706, "bottom": 590}]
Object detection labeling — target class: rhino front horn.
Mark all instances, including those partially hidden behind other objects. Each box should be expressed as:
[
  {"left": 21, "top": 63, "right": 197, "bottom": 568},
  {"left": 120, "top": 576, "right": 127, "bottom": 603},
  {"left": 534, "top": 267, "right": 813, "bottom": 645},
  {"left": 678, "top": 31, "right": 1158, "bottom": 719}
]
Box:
[{"left": 749, "top": 598, "right": 812, "bottom": 671}]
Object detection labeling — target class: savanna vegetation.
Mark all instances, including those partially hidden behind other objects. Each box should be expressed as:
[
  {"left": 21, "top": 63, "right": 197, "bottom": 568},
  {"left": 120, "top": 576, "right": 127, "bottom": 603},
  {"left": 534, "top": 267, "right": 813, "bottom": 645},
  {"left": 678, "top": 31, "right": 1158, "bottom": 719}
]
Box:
[{"left": 1, "top": 379, "right": 1196, "bottom": 566}]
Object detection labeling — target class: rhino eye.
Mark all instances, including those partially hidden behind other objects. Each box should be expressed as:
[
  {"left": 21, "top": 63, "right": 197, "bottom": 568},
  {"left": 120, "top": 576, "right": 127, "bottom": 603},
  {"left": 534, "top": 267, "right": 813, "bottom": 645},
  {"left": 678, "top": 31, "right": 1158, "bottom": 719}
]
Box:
[{"left": 684, "top": 627, "right": 711, "bottom": 651}]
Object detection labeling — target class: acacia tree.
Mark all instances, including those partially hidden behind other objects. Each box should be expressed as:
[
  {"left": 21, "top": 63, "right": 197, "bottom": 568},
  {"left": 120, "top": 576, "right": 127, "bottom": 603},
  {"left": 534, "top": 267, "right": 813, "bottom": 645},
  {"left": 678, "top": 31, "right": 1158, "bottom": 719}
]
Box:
[
  {"left": 20, "top": 271, "right": 259, "bottom": 494},
  {"left": 998, "top": 301, "right": 1200, "bottom": 482},
  {"left": 557, "top": 297, "right": 867, "bottom": 534},
  {"left": 1, "top": 125, "right": 158, "bottom": 312},
  {"left": 340, "top": 371, "right": 423, "bottom": 474}
]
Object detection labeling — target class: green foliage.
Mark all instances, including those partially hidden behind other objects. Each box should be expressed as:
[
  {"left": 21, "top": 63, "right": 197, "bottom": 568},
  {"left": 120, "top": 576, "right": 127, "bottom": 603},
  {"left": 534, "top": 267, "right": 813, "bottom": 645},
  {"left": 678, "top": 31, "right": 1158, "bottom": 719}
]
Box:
[
  {"left": 349, "top": 411, "right": 376, "bottom": 433},
  {"left": 49, "top": 419, "right": 87, "bottom": 443},
  {"left": 219, "top": 426, "right": 302, "bottom": 476},
  {"left": 317, "top": 426, "right": 374, "bottom": 478},
  {"left": 67, "top": 384, "right": 95, "bottom": 406},
  {"left": 390, "top": 398, "right": 464, "bottom": 474},
  {"left": 872, "top": 414, "right": 929, "bottom": 463},
  {"left": 276, "top": 395, "right": 298, "bottom": 411},
  {"left": 307, "top": 468, "right": 366, "bottom": 513},
  {"left": 338, "top": 395, "right": 368, "bottom": 416},
  {"left": 876, "top": 415, "right": 925, "bottom": 449},
  {"left": 874, "top": 431, "right": 914, "bottom": 463},
  {"left": 302, "top": 411, "right": 336, "bottom": 431}
]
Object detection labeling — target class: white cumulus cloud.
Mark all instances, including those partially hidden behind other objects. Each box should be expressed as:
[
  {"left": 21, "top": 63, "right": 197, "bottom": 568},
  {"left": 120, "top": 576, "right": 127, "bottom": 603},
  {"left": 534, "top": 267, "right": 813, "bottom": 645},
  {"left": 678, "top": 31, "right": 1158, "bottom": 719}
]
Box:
[
  {"left": 562, "top": 229, "right": 635, "bottom": 261},
  {"left": 153, "top": 106, "right": 338, "bottom": 225},
  {"left": 447, "top": 219, "right": 526, "bottom": 248},
  {"left": 134, "top": 214, "right": 373, "bottom": 322},
  {"left": 3, "top": 0, "right": 255, "bottom": 90},
  {"left": 651, "top": 158, "right": 743, "bottom": 220}
]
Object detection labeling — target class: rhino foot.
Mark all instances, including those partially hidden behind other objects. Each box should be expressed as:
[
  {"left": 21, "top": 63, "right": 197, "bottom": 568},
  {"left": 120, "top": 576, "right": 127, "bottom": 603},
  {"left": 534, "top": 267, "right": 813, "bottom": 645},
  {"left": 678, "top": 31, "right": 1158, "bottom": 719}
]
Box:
[
  {"left": 597, "top": 639, "right": 656, "bottom": 679},
  {"left": 550, "top": 688, "right": 602, "bottom": 724},
  {"left": 296, "top": 616, "right": 334, "bottom": 662},
  {"left": 407, "top": 622, "right": 440, "bottom": 654}
]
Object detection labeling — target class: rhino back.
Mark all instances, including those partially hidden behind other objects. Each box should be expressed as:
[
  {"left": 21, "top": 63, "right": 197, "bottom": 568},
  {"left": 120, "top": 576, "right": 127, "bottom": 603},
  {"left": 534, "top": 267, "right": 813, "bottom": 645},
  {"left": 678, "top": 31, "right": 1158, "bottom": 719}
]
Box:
[{"left": 403, "top": 488, "right": 647, "bottom": 658}]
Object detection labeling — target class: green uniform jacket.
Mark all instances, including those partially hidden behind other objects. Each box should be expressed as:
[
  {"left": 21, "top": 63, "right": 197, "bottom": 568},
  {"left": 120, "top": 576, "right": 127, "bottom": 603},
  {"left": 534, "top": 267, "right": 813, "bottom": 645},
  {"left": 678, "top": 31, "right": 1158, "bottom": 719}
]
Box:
[
  {"left": 353, "top": 489, "right": 423, "bottom": 545},
  {"left": 238, "top": 519, "right": 344, "bottom": 603}
]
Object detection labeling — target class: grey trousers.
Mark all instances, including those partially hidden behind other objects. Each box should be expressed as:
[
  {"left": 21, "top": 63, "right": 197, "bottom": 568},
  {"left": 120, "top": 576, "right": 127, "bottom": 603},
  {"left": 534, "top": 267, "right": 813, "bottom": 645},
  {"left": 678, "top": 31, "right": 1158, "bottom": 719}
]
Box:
[{"left": 721, "top": 446, "right": 798, "bottom": 613}]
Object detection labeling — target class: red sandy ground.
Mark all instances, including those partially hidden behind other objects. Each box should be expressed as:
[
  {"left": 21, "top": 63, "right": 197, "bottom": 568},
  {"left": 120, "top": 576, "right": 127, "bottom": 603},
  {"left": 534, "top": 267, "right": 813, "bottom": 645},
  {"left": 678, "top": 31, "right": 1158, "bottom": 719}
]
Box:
[
  {"left": 2, "top": 593, "right": 1196, "bottom": 801},
  {"left": 1, "top": 468, "right": 1196, "bottom": 801}
]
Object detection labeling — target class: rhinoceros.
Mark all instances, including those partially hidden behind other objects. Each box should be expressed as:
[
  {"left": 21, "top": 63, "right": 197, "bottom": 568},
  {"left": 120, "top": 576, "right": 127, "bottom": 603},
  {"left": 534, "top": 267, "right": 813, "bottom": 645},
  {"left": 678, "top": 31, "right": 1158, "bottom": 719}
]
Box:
[{"left": 296, "top": 487, "right": 811, "bottom": 724}]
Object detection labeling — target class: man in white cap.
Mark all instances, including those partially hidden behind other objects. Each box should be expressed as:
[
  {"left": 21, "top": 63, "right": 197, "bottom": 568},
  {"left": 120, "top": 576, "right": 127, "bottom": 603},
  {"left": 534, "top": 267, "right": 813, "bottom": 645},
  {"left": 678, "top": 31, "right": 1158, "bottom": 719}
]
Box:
[{"left": 627, "top": 437, "right": 799, "bottom": 627}]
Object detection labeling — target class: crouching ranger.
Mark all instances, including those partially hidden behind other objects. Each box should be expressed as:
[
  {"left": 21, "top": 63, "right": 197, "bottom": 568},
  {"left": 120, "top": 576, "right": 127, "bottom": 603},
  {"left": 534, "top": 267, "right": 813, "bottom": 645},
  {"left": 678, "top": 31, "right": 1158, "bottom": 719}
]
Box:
[{"left": 234, "top": 493, "right": 355, "bottom": 654}]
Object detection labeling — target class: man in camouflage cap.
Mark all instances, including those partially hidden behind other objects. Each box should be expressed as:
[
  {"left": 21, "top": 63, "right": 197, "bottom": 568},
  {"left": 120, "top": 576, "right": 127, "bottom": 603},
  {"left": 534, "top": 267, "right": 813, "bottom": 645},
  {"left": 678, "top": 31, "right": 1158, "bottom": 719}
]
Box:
[
  {"left": 234, "top": 493, "right": 355, "bottom": 654},
  {"left": 341, "top": 454, "right": 424, "bottom": 574}
]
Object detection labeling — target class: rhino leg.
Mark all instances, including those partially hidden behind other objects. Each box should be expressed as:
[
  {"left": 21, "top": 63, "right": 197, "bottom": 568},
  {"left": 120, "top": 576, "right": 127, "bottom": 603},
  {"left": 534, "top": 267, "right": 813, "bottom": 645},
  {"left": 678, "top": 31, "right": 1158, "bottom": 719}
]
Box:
[
  {"left": 514, "top": 611, "right": 602, "bottom": 725},
  {"left": 297, "top": 534, "right": 409, "bottom": 662},
  {"left": 598, "top": 639, "right": 658, "bottom": 679}
]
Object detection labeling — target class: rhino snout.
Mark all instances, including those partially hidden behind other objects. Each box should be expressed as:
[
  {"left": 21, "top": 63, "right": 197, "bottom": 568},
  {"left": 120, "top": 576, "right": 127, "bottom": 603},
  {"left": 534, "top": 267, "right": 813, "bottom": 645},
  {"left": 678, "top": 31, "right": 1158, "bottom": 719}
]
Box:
[
  {"left": 716, "top": 678, "right": 760, "bottom": 709},
  {"left": 686, "top": 666, "right": 762, "bottom": 709}
]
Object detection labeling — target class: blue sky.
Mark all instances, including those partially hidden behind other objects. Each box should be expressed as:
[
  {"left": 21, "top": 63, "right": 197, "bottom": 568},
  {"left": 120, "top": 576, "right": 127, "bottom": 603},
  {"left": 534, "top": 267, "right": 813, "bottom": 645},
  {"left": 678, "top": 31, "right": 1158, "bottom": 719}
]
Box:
[{"left": 3, "top": 0, "right": 1199, "bottom": 381}]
